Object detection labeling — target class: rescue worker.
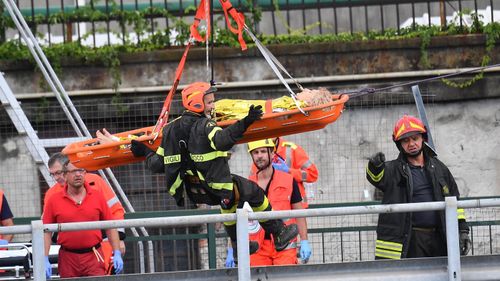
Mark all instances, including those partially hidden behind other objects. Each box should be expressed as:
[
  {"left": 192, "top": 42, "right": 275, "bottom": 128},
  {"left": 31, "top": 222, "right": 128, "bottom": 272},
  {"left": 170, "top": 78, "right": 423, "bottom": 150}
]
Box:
[
  {"left": 130, "top": 82, "right": 298, "bottom": 262},
  {"left": 245, "top": 139, "right": 311, "bottom": 266},
  {"left": 251, "top": 137, "right": 318, "bottom": 208},
  {"left": 45, "top": 153, "right": 126, "bottom": 275},
  {"left": 366, "top": 115, "right": 471, "bottom": 259},
  {"left": 0, "top": 188, "right": 14, "bottom": 244},
  {"left": 43, "top": 160, "right": 123, "bottom": 278}
]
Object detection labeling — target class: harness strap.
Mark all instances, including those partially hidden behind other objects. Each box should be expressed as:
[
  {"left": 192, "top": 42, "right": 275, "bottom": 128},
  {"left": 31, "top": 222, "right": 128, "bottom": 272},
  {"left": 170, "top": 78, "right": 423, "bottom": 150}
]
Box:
[
  {"left": 220, "top": 0, "right": 247, "bottom": 50},
  {"left": 190, "top": 0, "right": 211, "bottom": 43}
]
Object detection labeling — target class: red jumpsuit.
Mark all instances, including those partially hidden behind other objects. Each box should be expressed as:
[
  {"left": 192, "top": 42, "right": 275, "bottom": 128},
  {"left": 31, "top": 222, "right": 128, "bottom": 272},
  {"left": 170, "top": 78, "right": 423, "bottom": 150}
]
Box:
[
  {"left": 44, "top": 173, "right": 125, "bottom": 274},
  {"left": 248, "top": 170, "right": 299, "bottom": 266}
]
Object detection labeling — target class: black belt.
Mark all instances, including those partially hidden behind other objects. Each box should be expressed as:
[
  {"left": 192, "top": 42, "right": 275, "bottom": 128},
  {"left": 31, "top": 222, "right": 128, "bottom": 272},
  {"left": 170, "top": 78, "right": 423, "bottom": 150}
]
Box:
[
  {"left": 413, "top": 227, "right": 437, "bottom": 233},
  {"left": 61, "top": 243, "right": 101, "bottom": 254}
]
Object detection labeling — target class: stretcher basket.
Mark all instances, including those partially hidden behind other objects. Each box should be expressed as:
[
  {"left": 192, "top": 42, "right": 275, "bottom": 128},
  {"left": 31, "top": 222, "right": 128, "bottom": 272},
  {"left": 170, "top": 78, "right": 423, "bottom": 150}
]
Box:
[{"left": 62, "top": 94, "right": 348, "bottom": 171}]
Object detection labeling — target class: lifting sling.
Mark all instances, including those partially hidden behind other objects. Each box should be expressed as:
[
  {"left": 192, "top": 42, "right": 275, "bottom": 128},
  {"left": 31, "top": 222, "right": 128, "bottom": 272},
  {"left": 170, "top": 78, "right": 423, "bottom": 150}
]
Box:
[{"left": 62, "top": 0, "right": 348, "bottom": 171}]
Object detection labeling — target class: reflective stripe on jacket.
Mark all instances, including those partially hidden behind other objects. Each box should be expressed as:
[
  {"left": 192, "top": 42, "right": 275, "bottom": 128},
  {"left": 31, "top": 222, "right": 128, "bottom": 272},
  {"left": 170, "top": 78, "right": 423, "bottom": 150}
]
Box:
[
  {"left": 366, "top": 144, "right": 469, "bottom": 259},
  {"left": 146, "top": 111, "right": 247, "bottom": 206}
]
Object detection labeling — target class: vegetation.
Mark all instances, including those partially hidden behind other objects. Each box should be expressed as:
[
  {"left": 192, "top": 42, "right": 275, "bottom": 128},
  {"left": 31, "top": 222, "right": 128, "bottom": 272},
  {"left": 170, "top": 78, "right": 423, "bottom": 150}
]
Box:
[{"left": 0, "top": 2, "right": 498, "bottom": 90}]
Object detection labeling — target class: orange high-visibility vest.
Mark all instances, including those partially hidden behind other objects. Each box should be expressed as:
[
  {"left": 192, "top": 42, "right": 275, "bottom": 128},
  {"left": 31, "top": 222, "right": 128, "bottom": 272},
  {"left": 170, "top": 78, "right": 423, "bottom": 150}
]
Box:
[
  {"left": 249, "top": 170, "right": 297, "bottom": 236},
  {"left": 250, "top": 138, "right": 318, "bottom": 208}
]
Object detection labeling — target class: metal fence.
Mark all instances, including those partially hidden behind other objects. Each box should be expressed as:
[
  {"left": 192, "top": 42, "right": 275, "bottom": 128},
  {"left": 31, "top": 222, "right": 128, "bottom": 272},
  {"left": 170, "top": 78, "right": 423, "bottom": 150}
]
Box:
[
  {"left": 1, "top": 0, "right": 499, "bottom": 47},
  {"left": 2, "top": 197, "right": 500, "bottom": 280}
]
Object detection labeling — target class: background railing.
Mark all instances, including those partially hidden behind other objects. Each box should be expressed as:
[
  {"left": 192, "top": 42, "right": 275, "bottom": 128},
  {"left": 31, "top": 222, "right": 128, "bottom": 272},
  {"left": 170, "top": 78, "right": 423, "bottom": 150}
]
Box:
[
  {"left": 1, "top": 0, "right": 499, "bottom": 47},
  {"left": 9, "top": 198, "right": 500, "bottom": 273},
  {"left": 2, "top": 197, "right": 500, "bottom": 280}
]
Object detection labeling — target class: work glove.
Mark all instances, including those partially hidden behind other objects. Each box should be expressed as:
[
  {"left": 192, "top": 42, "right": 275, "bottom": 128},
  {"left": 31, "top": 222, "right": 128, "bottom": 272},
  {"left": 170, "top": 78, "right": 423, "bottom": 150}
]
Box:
[
  {"left": 45, "top": 256, "right": 52, "bottom": 279},
  {"left": 113, "top": 250, "right": 124, "bottom": 274},
  {"left": 0, "top": 239, "right": 8, "bottom": 246},
  {"left": 242, "top": 105, "right": 263, "bottom": 129},
  {"left": 459, "top": 230, "right": 471, "bottom": 255},
  {"left": 272, "top": 157, "right": 290, "bottom": 173},
  {"left": 369, "top": 152, "right": 385, "bottom": 167},
  {"left": 299, "top": 240, "right": 312, "bottom": 263},
  {"left": 130, "top": 140, "right": 153, "bottom": 158},
  {"left": 225, "top": 248, "right": 236, "bottom": 268}
]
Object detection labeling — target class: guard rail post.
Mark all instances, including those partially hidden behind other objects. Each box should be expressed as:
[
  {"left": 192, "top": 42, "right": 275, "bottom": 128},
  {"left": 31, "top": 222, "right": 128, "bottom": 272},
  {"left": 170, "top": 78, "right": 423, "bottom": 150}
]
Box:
[
  {"left": 236, "top": 207, "right": 251, "bottom": 280},
  {"left": 445, "top": 196, "right": 461, "bottom": 281},
  {"left": 31, "top": 220, "right": 46, "bottom": 281}
]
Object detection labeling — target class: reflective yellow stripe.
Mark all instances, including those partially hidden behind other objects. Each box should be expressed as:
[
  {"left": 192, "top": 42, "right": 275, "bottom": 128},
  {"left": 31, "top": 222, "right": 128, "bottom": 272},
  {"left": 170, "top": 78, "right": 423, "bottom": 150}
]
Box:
[
  {"left": 221, "top": 205, "right": 237, "bottom": 226},
  {"left": 376, "top": 240, "right": 403, "bottom": 252},
  {"left": 457, "top": 208, "right": 466, "bottom": 220},
  {"left": 190, "top": 151, "right": 228, "bottom": 162},
  {"left": 375, "top": 248, "right": 401, "bottom": 259},
  {"left": 208, "top": 182, "right": 233, "bottom": 191},
  {"left": 163, "top": 154, "right": 181, "bottom": 164},
  {"left": 168, "top": 174, "right": 183, "bottom": 196},
  {"left": 196, "top": 171, "right": 205, "bottom": 181},
  {"left": 366, "top": 164, "right": 384, "bottom": 182},
  {"left": 252, "top": 196, "right": 270, "bottom": 213},
  {"left": 283, "top": 142, "right": 297, "bottom": 149},
  {"left": 156, "top": 146, "right": 165, "bottom": 156},
  {"left": 208, "top": 127, "right": 222, "bottom": 150}
]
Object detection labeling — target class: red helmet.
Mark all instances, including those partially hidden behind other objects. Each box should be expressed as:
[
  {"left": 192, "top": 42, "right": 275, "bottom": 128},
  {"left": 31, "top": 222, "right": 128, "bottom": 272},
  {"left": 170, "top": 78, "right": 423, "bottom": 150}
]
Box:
[
  {"left": 181, "top": 82, "right": 217, "bottom": 113},
  {"left": 392, "top": 115, "right": 427, "bottom": 142}
]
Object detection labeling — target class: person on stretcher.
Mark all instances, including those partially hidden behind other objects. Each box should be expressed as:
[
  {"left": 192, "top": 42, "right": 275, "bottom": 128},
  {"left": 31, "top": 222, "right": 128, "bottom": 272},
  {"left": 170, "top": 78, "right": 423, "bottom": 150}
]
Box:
[{"left": 95, "top": 87, "right": 334, "bottom": 144}]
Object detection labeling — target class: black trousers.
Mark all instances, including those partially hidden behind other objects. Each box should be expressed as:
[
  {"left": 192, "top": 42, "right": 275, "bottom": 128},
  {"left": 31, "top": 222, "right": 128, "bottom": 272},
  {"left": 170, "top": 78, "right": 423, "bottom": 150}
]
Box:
[{"left": 407, "top": 228, "right": 447, "bottom": 258}]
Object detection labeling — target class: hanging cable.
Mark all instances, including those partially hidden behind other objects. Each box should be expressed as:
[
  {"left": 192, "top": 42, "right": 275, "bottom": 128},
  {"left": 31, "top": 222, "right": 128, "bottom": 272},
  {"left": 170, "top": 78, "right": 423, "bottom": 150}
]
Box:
[{"left": 346, "top": 63, "right": 500, "bottom": 99}]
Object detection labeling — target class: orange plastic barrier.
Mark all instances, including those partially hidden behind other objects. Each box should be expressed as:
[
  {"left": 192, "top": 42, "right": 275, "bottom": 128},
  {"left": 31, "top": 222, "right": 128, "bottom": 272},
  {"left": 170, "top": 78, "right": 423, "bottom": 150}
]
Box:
[{"left": 62, "top": 94, "right": 348, "bottom": 171}]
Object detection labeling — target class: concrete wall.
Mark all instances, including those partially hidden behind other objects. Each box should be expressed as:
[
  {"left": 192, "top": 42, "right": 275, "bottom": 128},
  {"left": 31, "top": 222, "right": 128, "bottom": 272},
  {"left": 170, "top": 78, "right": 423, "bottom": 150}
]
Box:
[{"left": 0, "top": 34, "right": 499, "bottom": 222}]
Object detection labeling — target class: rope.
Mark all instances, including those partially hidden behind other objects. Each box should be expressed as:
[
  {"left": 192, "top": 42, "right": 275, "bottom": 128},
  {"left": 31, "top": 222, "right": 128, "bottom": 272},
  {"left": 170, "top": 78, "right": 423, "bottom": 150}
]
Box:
[{"left": 346, "top": 63, "right": 500, "bottom": 99}]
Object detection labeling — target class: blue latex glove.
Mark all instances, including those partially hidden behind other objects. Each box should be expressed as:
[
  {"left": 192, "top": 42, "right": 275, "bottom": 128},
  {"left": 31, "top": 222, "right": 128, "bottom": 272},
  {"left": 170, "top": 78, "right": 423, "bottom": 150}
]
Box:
[
  {"left": 0, "top": 239, "right": 8, "bottom": 246},
  {"left": 45, "top": 256, "right": 52, "bottom": 279},
  {"left": 272, "top": 157, "right": 290, "bottom": 173},
  {"left": 113, "top": 250, "right": 124, "bottom": 274},
  {"left": 225, "top": 248, "right": 236, "bottom": 268},
  {"left": 299, "top": 240, "right": 312, "bottom": 263}
]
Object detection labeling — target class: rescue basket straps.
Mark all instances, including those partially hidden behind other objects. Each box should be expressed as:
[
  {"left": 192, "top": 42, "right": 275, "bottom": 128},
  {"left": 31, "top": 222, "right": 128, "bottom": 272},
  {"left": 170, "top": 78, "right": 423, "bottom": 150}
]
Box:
[
  {"left": 153, "top": 0, "right": 250, "bottom": 139},
  {"left": 243, "top": 25, "right": 307, "bottom": 116}
]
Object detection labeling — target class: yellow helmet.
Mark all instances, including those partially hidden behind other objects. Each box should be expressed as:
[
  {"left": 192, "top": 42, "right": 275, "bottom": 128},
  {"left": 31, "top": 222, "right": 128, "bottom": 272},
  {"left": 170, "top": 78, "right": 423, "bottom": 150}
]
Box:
[{"left": 247, "top": 139, "right": 275, "bottom": 153}]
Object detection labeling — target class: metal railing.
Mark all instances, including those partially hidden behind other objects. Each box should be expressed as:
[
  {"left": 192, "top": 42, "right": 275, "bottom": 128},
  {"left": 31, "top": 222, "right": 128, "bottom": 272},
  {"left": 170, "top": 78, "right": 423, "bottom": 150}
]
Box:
[
  {"left": 1, "top": 0, "right": 499, "bottom": 47},
  {"left": 2, "top": 197, "right": 500, "bottom": 280}
]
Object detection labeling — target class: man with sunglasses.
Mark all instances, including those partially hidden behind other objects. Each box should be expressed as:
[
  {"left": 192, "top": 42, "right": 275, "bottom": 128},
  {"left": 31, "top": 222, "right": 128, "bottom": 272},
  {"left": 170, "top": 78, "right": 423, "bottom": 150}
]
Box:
[
  {"left": 43, "top": 159, "right": 123, "bottom": 278},
  {"left": 44, "top": 153, "right": 126, "bottom": 277}
]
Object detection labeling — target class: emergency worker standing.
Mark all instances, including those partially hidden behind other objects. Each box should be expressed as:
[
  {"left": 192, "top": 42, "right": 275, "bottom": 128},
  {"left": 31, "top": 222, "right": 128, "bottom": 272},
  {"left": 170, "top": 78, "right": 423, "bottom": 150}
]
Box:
[
  {"left": 366, "top": 115, "right": 471, "bottom": 259},
  {"left": 0, "top": 188, "right": 14, "bottom": 245},
  {"left": 46, "top": 153, "right": 126, "bottom": 274},
  {"left": 251, "top": 137, "right": 318, "bottom": 208},
  {"left": 130, "top": 82, "right": 298, "bottom": 262},
  {"left": 246, "top": 139, "right": 311, "bottom": 266},
  {"left": 43, "top": 160, "right": 123, "bottom": 278}
]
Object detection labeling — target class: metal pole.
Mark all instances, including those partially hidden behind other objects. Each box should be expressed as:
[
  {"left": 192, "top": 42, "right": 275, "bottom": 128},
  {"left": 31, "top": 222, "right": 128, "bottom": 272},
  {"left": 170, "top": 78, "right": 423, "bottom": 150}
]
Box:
[
  {"left": 445, "top": 197, "right": 461, "bottom": 281},
  {"left": 411, "top": 85, "right": 436, "bottom": 151},
  {"left": 31, "top": 220, "right": 46, "bottom": 281},
  {"left": 236, "top": 208, "right": 251, "bottom": 281}
]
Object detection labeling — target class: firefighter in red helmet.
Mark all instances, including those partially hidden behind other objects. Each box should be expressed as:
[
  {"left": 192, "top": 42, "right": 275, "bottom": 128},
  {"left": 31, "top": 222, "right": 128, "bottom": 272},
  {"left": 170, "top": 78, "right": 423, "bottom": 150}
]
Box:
[
  {"left": 366, "top": 115, "right": 470, "bottom": 259},
  {"left": 131, "top": 82, "right": 298, "bottom": 262}
]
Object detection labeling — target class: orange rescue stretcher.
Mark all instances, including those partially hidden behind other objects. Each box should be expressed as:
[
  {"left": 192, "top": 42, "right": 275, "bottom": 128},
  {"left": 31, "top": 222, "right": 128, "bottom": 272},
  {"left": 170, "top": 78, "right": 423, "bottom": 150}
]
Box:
[
  {"left": 62, "top": 0, "right": 349, "bottom": 171},
  {"left": 62, "top": 94, "right": 348, "bottom": 171}
]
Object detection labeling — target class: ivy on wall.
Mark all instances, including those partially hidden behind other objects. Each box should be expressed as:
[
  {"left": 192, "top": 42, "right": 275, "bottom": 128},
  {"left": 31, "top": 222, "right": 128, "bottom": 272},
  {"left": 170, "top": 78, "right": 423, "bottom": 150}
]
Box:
[{"left": 0, "top": 1, "right": 499, "bottom": 91}]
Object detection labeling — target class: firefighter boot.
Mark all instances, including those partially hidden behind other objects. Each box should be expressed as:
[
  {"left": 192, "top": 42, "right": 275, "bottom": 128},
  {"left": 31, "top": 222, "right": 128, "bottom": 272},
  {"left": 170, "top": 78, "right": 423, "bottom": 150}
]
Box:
[{"left": 260, "top": 219, "right": 299, "bottom": 251}]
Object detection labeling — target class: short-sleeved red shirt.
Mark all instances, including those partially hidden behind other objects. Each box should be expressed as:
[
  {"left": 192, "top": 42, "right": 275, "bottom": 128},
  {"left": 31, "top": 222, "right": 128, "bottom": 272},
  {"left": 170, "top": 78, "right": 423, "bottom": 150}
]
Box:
[{"left": 42, "top": 182, "right": 113, "bottom": 250}]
